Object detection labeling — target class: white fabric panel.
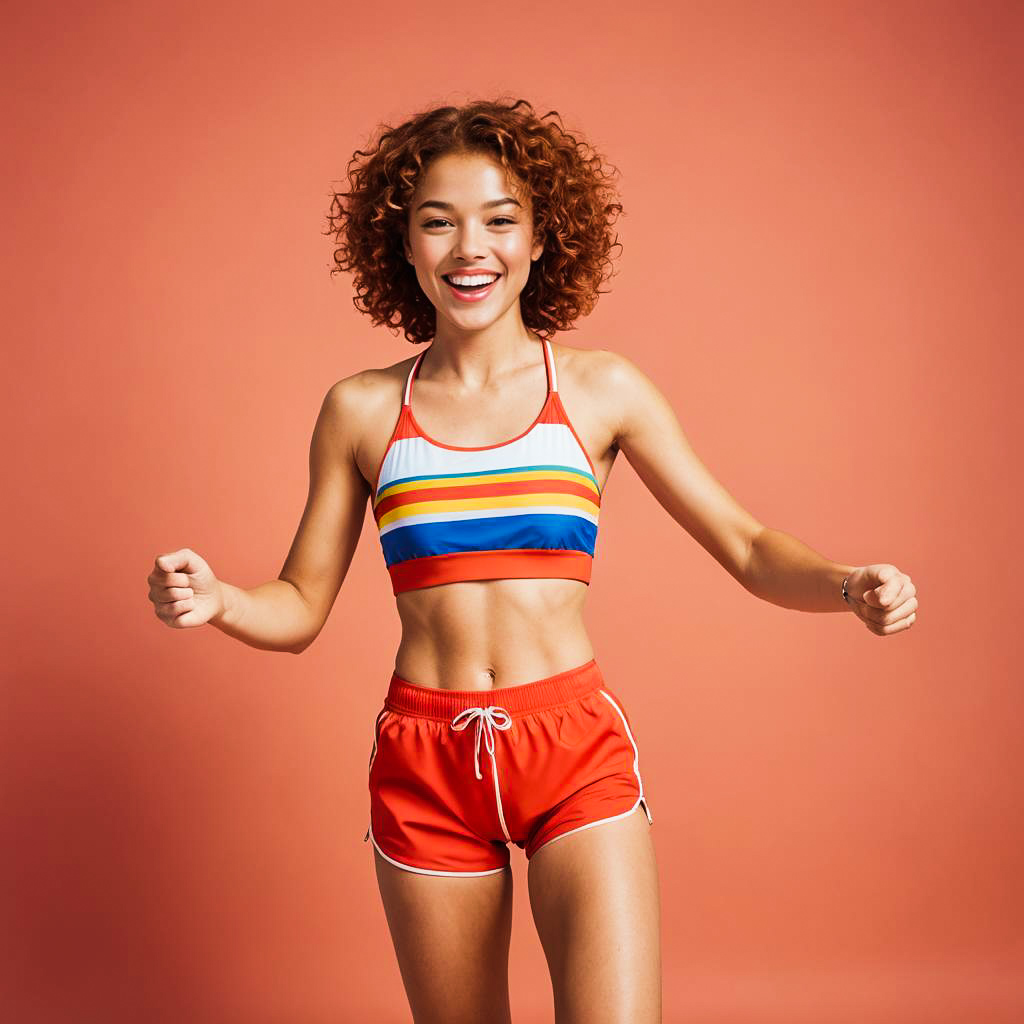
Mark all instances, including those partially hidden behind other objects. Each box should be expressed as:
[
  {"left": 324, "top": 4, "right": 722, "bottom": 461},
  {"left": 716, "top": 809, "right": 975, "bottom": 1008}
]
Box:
[{"left": 377, "top": 423, "right": 595, "bottom": 495}]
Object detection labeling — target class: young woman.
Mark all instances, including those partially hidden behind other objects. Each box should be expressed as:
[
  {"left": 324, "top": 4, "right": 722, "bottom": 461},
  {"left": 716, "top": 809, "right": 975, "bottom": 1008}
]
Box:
[{"left": 148, "top": 97, "right": 918, "bottom": 1023}]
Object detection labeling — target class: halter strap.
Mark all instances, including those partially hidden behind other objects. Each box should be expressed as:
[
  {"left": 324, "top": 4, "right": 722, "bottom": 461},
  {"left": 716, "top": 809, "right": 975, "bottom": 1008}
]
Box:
[{"left": 403, "top": 350, "right": 427, "bottom": 407}]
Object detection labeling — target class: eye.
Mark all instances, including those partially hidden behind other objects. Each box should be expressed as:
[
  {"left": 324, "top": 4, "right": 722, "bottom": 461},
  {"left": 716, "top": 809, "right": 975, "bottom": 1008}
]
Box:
[{"left": 421, "top": 217, "right": 518, "bottom": 228}]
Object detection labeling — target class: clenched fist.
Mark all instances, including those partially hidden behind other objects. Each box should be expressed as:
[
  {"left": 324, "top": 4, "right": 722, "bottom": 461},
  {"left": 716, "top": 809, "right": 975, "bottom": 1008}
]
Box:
[
  {"left": 148, "top": 548, "right": 225, "bottom": 629},
  {"left": 844, "top": 563, "right": 918, "bottom": 636}
]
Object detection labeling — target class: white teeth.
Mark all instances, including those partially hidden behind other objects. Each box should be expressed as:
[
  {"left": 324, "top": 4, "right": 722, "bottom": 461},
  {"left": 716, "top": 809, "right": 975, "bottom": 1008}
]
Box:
[{"left": 447, "top": 274, "right": 498, "bottom": 286}]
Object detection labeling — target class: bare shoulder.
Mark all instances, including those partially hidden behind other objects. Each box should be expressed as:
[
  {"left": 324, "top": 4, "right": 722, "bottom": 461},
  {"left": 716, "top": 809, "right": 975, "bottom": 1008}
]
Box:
[
  {"left": 316, "top": 350, "right": 422, "bottom": 491},
  {"left": 319, "top": 353, "right": 418, "bottom": 440},
  {"left": 549, "top": 341, "right": 654, "bottom": 445},
  {"left": 548, "top": 340, "right": 626, "bottom": 395}
]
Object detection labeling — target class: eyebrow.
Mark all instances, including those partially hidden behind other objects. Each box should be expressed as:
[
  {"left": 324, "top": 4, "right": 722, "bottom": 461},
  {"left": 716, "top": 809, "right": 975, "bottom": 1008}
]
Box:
[{"left": 414, "top": 197, "right": 523, "bottom": 213}]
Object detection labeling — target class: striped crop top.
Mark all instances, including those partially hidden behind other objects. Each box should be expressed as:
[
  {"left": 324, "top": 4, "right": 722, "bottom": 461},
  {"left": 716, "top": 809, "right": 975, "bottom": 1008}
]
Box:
[{"left": 371, "top": 338, "right": 602, "bottom": 595}]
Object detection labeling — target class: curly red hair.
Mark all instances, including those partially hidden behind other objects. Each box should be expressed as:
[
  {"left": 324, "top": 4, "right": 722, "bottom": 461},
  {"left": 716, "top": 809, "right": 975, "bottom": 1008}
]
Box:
[{"left": 325, "top": 96, "right": 624, "bottom": 344}]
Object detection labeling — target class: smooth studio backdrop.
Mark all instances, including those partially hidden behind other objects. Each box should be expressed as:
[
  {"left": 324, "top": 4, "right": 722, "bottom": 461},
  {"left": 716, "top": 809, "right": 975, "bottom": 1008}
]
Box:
[{"left": 2, "top": 1, "right": 1020, "bottom": 1021}]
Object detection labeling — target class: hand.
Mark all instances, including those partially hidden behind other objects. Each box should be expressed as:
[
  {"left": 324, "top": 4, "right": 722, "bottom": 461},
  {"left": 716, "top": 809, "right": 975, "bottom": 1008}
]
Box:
[
  {"left": 148, "top": 548, "right": 225, "bottom": 629},
  {"left": 844, "top": 564, "right": 918, "bottom": 636}
]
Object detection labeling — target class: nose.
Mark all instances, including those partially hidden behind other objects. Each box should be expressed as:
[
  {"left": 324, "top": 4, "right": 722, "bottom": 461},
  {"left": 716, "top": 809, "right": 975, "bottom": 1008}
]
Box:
[{"left": 449, "top": 222, "right": 490, "bottom": 263}]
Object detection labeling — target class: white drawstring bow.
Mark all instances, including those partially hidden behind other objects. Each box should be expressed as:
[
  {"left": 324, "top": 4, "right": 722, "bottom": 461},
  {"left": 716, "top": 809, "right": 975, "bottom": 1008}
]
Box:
[{"left": 450, "top": 705, "right": 512, "bottom": 780}]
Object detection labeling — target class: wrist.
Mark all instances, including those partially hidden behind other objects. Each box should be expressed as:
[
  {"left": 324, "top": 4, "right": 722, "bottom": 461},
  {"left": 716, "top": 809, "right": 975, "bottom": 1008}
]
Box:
[
  {"left": 839, "top": 565, "right": 858, "bottom": 609},
  {"left": 210, "top": 580, "right": 239, "bottom": 628}
]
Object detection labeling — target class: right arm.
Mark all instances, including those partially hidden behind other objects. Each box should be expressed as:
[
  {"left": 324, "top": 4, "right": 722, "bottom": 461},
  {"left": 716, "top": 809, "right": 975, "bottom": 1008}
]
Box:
[
  {"left": 214, "top": 376, "right": 372, "bottom": 653},
  {"left": 149, "top": 375, "right": 372, "bottom": 653}
]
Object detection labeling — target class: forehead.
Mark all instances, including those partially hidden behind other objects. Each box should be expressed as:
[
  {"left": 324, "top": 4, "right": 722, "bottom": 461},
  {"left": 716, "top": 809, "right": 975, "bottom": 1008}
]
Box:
[{"left": 413, "top": 152, "right": 524, "bottom": 203}]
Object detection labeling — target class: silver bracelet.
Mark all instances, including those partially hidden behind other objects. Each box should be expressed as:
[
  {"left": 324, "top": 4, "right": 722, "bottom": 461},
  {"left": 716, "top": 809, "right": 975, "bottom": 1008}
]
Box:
[{"left": 842, "top": 576, "right": 851, "bottom": 604}]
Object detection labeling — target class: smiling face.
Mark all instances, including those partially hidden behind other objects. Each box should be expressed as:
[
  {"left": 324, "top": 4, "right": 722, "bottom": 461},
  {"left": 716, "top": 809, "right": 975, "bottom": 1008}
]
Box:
[{"left": 404, "top": 150, "right": 544, "bottom": 337}]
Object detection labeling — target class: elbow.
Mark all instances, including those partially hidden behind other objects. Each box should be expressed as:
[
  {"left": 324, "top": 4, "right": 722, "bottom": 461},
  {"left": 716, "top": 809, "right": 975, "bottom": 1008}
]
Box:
[
  {"left": 286, "top": 627, "right": 319, "bottom": 655},
  {"left": 739, "top": 523, "right": 769, "bottom": 589},
  {"left": 282, "top": 581, "right": 325, "bottom": 655}
]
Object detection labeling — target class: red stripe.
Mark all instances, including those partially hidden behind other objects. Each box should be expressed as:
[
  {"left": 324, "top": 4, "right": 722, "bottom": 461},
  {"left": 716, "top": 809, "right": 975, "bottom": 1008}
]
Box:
[
  {"left": 388, "top": 549, "right": 593, "bottom": 594},
  {"left": 374, "top": 477, "right": 599, "bottom": 523}
]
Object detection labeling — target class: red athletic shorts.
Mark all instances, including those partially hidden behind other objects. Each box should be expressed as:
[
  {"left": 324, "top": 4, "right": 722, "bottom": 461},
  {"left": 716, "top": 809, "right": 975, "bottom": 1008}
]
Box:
[{"left": 363, "top": 657, "right": 653, "bottom": 876}]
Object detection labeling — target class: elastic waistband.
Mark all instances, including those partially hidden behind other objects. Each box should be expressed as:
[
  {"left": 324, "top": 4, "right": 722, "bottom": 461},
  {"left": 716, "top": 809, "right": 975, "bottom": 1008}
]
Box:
[{"left": 385, "top": 658, "right": 604, "bottom": 720}]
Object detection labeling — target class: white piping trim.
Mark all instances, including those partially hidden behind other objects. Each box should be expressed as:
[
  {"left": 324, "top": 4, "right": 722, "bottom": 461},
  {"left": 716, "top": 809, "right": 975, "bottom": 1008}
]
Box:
[
  {"left": 526, "top": 687, "right": 654, "bottom": 858},
  {"left": 369, "top": 707, "right": 390, "bottom": 768},
  {"left": 364, "top": 705, "right": 511, "bottom": 876},
  {"left": 529, "top": 795, "right": 652, "bottom": 857},
  {"left": 403, "top": 351, "right": 426, "bottom": 406},
  {"left": 490, "top": 752, "right": 512, "bottom": 842},
  {"left": 641, "top": 795, "right": 653, "bottom": 825},
  {"left": 598, "top": 688, "right": 649, "bottom": 816},
  {"left": 364, "top": 708, "right": 392, "bottom": 843},
  {"left": 543, "top": 337, "right": 559, "bottom": 392},
  {"left": 367, "top": 823, "right": 508, "bottom": 877},
  {"left": 450, "top": 705, "right": 514, "bottom": 842}
]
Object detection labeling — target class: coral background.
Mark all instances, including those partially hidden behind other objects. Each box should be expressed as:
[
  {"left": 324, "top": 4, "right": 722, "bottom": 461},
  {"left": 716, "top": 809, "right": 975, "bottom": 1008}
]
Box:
[{"left": 2, "top": 0, "right": 1020, "bottom": 1020}]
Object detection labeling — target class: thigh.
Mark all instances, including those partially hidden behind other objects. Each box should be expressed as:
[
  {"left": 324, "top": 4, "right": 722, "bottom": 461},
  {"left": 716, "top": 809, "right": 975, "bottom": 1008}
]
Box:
[
  {"left": 373, "top": 849, "right": 514, "bottom": 1024},
  {"left": 527, "top": 806, "right": 661, "bottom": 1024}
]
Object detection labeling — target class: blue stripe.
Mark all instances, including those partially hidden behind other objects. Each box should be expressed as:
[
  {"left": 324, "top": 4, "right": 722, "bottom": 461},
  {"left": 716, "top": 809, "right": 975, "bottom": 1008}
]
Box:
[{"left": 381, "top": 514, "right": 598, "bottom": 565}]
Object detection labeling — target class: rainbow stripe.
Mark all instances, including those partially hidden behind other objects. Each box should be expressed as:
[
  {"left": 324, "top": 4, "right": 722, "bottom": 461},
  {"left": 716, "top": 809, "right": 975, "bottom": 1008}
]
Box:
[{"left": 373, "top": 397, "right": 601, "bottom": 594}]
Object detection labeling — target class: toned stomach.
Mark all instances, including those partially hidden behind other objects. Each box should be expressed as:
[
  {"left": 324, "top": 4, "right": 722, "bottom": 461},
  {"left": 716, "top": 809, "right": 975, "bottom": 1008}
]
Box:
[{"left": 393, "top": 577, "right": 595, "bottom": 691}]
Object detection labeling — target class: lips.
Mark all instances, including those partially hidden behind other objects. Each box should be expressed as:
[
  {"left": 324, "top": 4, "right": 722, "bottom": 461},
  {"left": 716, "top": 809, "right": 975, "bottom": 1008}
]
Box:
[{"left": 442, "top": 272, "right": 502, "bottom": 303}]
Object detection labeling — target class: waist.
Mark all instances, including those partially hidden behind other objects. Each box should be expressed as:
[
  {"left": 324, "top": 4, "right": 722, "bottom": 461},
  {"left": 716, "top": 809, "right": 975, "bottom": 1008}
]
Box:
[{"left": 385, "top": 656, "right": 604, "bottom": 718}]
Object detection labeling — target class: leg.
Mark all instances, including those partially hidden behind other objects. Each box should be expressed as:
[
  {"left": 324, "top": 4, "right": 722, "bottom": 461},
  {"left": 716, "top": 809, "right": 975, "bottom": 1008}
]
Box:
[
  {"left": 527, "top": 805, "right": 661, "bottom": 1024},
  {"left": 373, "top": 848, "right": 515, "bottom": 1024}
]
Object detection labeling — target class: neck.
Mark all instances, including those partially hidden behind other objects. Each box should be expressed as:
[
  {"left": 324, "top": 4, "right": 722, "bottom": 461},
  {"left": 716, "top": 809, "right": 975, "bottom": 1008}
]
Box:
[{"left": 422, "top": 330, "right": 542, "bottom": 390}]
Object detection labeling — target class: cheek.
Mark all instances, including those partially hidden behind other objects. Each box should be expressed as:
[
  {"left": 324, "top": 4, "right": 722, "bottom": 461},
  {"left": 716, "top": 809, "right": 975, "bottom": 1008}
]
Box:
[
  {"left": 497, "top": 234, "right": 534, "bottom": 269},
  {"left": 412, "top": 240, "right": 448, "bottom": 281}
]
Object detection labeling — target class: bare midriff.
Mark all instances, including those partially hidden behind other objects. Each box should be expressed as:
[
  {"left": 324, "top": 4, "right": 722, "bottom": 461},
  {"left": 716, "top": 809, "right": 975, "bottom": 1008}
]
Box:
[{"left": 392, "top": 576, "right": 595, "bottom": 691}]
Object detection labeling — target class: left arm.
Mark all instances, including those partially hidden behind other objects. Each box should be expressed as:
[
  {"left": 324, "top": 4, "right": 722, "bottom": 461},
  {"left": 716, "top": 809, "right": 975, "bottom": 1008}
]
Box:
[
  {"left": 602, "top": 350, "right": 917, "bottom": 633},
  {"left": 745, "top": 528, "right": 855, "bottom": 613}
]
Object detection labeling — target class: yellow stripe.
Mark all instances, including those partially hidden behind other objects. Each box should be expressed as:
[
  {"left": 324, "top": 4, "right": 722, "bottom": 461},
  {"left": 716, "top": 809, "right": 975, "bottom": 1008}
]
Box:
[
  {"left": 378, "top": 492, "right": 599, "bottom": 529},
  {"left": 374, "top": 467, "right": 599, "bottom": 509}
]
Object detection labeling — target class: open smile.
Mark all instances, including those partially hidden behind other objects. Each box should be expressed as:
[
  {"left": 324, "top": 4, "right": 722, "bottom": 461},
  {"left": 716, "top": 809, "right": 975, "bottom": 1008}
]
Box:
[{"left": 442, "top": 272, "right": 502, "bottom": 303}]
